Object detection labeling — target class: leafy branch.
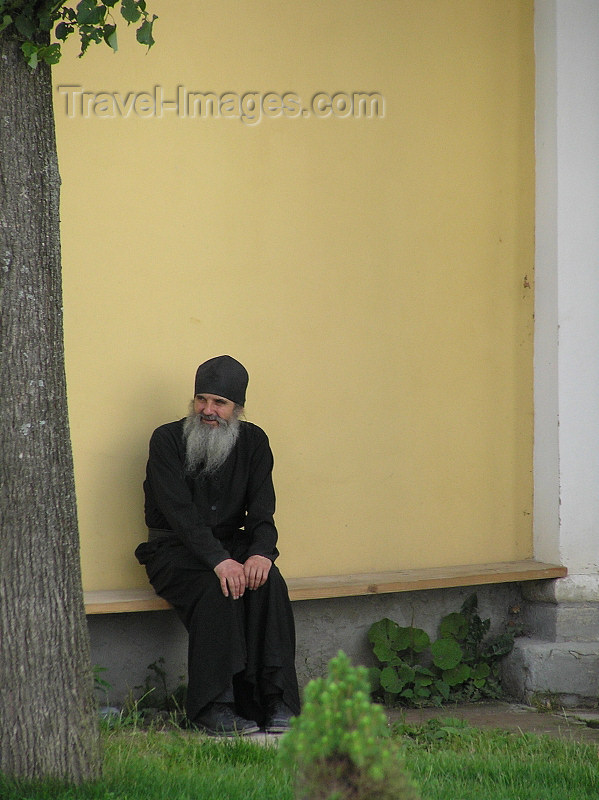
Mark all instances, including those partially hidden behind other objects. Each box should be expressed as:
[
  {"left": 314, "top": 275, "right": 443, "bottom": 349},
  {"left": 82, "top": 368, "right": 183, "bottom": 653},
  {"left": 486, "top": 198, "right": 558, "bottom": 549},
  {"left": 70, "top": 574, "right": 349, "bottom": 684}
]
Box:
[{"left": 0, "top": 0, "right": 157, "bottom": 67}]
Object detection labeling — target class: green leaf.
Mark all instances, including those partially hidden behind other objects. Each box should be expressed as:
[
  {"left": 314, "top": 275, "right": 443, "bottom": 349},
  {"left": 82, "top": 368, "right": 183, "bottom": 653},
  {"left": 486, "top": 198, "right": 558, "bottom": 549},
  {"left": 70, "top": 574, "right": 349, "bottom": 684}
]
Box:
[
  {"left": 20, "top": 41, "right": 38, "bottom": 68},
  {"left": 15, "top": 13, "right": 36, "bottom": 38},
  {"left": 0, "top": 13, "right": 11, "bottom": 33},
  {"left": 472, "top": 662, "right": 491, "bottom": 680},
  {"left": 55, "top": 21, "right": 74, "bottom": 40},
  {"left": 434, "top": 679, "right": 451, "bottom": 700},
  {"left": 78, "top": 24, "right": 104, "bottom": 56},
  {"left": 396, "top": 661, "right": 415, "bottom": 685},
  {"left": 413, "top": 664, "right": 435, "bottom": 677},
  {"left": 439, "top": 612, "right": 468, "bottom": 640},
  {"left": 372, "top": 642, "right": 395, "bottom": 663},
  {"left": 481, "top": 632, "right": 515, "bottom": 659},
  {"left": 39, "top": 43, "right": 61, "bottom": 64},
  {"left": 385, "top": 654, "right": 405, "bottom": 667},
  {"left": 368, "top": 618, "right": 403, "bottom": 662},
  {"left": 431, "top": 637, "right": 463, "bottom": 670},
  {"left": 76, "top": 0, "right": 106, "bottom": 25},
  {"left": 396, "top": 626, "right": 430, "bottom": 654},
  {"left": 442, "top": 662, "right": 471, "bottom": 686},
  {"left": 120, "top": 0, "right": 141, "bottom": 23},
  {"left": 367, "top": 666, "right": 381, "bottom": 692},
  {"left": 103, "top": 22, "right": 117, "bottom": 50},
  {"left": 380, "top": 666, "right": 404, "bottom": 694},
  {"left": 136, "top": 14, "right": 155, "bottom": 47},
  {"left": 38, "top": 9, "right": 56, "bottom": 31},
  {"left": 414, "top": 673, "right": 433, "bottom": 688}
]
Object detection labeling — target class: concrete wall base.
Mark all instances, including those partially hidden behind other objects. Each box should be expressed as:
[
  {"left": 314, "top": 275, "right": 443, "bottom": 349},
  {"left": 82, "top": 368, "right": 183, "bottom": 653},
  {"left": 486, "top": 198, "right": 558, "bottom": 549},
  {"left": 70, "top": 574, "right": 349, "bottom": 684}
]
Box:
[
  {"left": 502, "top": 639, "right": 599, "bottom": 708},
  {"left": 519, "top": 602, "right": 599, "bottom": 642},
  {"left": 500, "top": 577, "right": 599, "bottom": 708},
  {"left": 88, "top": 582, "right": 520, "bottom": 708}
]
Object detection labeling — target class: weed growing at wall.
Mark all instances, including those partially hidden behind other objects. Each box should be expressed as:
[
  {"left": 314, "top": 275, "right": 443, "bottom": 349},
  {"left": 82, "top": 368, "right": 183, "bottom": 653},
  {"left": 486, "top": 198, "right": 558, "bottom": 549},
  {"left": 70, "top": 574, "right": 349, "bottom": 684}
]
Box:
[
  {"left": 279, "top": 651, "right": 420, "bottom": 800},
  {"left": 131, "top": 658, "right": 187, "bottom": 723},
  {"left": 368, "top": 594, "right": 516, "bottom": 707}
]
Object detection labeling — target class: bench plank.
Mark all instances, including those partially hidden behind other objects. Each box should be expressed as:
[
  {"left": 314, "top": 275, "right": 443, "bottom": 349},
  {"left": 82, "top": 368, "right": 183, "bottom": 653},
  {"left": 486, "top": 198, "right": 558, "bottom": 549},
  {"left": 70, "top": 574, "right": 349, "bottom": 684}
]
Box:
[{"left": 84, "top": 559, "right": 567, "bottom": 613}]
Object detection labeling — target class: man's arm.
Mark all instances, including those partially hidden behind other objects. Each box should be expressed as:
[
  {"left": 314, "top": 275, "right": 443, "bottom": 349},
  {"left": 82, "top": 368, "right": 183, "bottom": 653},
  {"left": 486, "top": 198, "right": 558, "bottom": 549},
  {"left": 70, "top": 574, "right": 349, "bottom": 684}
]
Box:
[
  {"left": 243, "top": 427, "right": 280, "bottom": 561},
  {"left": 240, "top": 427, "right": 278, "bottom": 588}
]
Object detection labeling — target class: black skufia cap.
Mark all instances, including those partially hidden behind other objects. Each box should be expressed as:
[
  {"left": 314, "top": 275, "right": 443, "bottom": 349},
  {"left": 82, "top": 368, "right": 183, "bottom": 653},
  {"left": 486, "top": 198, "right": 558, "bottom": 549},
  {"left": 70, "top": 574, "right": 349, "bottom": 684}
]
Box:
[{"left": 194, "top": 355, "right": 249, "bottom": 406}]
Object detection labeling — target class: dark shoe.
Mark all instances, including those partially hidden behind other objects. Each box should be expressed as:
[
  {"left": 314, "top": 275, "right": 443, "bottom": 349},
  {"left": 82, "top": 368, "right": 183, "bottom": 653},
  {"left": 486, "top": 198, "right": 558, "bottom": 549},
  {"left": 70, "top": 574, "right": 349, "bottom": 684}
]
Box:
[
  {"left": 191, "top": 702, "right": 259, "bottom": 736},
  {"left": 263, "top": 697, "right": 294, "bottom": 733}
]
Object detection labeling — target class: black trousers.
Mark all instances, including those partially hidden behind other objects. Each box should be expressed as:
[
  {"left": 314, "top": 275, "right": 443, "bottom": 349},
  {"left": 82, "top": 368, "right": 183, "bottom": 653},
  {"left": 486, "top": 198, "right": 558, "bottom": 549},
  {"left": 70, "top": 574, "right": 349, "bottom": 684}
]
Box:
[{"left": 135, "top": 537, "right": 300, "bottom": 724}]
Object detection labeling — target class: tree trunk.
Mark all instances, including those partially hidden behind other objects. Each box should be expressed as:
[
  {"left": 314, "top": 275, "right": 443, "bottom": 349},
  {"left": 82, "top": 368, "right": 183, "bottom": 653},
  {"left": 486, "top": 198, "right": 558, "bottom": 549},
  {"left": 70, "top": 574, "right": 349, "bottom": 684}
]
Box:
[{"left": 0, "top": 35, "right": 102, "bottom": 783}]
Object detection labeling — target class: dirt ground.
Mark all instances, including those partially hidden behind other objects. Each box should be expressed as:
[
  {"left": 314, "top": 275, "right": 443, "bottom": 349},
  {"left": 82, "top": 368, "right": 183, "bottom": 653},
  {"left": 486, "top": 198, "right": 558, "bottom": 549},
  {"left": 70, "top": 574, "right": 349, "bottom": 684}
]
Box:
[
  {"left": 245, "top": 701, "right": 599, "bottom": 748},
  {"left": 390, "top": 701, "right": 599, "bottom": 746}
]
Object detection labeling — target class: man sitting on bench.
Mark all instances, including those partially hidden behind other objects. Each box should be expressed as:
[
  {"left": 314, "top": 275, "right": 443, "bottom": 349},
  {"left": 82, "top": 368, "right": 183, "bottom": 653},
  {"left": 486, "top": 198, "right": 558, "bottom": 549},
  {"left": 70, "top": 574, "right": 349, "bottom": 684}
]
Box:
[{"left": 135, "top": 355, "right": 300, "bottom": 735}]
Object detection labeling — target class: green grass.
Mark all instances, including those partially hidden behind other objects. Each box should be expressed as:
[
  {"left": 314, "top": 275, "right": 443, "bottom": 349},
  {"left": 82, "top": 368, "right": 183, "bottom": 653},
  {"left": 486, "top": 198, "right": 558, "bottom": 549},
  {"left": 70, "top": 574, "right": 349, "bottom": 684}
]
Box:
[
  {"left": 0, "top": 731, "right": 291, "bottom": 800},
  {"left": 1, "top": 718, "right": 598, "bottom": 800},
  {"left": 399, "top": 717, "right": 599, "bottom": 800}
]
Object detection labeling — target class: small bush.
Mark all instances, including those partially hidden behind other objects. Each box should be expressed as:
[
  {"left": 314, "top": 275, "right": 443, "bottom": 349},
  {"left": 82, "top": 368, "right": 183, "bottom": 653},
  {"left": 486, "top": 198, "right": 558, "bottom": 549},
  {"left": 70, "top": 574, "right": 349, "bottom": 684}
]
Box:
[{"left": 279, "top": 651, "right": 419, "bottom": 800}]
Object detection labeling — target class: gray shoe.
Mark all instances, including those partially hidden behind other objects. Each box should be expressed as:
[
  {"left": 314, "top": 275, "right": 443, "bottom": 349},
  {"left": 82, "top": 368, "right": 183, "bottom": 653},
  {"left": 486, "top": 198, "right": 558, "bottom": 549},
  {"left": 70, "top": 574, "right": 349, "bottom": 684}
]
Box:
[
  {"left": 192, "top": 702, "right": 259, "bottom": 736},
  {"left": 263, "top": 698, "right": 294, "bottom": 733}
]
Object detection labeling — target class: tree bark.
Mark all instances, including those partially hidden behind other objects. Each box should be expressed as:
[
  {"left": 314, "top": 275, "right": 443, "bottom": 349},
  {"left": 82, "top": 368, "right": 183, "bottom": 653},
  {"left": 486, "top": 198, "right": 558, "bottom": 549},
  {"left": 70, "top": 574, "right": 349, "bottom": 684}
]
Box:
[{"left": 0, "top": 35, "right": 102, "bottom": 782}]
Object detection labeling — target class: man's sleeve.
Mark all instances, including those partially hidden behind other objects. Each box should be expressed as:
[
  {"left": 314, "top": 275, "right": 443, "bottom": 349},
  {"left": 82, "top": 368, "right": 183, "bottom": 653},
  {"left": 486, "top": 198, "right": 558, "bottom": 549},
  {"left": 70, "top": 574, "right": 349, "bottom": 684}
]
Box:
[
  {"left": 146, "top": 425, "right": 231, "bottom": 569},
  {"left": 244, "top": 429, "right": 280, "bottom": 561}
]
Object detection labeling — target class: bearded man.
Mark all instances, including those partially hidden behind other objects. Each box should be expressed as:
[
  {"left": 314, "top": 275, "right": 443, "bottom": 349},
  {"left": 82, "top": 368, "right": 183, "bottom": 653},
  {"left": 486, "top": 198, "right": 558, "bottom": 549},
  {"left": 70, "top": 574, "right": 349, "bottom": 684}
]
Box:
[{"left": 135, "top": 355, "right": 300, "bottom": 735}]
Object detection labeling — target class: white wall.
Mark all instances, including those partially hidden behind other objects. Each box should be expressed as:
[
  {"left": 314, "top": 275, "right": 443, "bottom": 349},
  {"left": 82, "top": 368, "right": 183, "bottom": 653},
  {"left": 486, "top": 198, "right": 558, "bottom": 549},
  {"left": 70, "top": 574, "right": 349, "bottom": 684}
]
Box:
[{"left": 534, "top": 1, "right": 599, "bottom": 588}]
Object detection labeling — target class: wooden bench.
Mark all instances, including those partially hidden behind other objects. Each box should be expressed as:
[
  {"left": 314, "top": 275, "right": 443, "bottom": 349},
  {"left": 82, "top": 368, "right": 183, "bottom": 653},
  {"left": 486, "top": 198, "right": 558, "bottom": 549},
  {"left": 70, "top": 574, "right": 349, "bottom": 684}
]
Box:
[{"left": 84, "top": 559, "right": 566, "bottom": 613}]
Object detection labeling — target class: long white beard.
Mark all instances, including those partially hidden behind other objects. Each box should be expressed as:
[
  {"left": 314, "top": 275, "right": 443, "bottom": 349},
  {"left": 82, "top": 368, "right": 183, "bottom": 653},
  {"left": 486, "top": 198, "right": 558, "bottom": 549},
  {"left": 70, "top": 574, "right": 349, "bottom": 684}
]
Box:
[{"left": 183, "top": 409, "right": 241, "bottom": 474}]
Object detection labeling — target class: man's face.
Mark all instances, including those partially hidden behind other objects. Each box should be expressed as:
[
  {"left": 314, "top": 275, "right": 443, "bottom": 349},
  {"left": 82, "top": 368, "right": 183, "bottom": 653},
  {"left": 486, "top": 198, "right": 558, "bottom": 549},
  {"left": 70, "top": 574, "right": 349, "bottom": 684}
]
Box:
[{"left": 193, "top": 393, "right": 237, "bottom": 426}]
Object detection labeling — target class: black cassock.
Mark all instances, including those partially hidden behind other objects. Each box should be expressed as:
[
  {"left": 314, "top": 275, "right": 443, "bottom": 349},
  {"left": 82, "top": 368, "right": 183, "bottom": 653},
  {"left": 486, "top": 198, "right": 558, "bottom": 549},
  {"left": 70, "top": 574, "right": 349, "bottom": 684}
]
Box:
[{"left": 135, "top": 418, "right": 300, "bottom": 724}]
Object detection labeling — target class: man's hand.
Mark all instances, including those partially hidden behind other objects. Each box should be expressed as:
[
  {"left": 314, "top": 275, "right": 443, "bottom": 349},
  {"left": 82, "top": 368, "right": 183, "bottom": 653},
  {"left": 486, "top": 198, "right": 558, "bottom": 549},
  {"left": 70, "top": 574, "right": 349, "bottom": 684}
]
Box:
[
  {"left": 214, "top": 558, "right": 246, "bottom": 599},
  {"left": 244, "top": 555, "right": 272, "bottom": 590}
]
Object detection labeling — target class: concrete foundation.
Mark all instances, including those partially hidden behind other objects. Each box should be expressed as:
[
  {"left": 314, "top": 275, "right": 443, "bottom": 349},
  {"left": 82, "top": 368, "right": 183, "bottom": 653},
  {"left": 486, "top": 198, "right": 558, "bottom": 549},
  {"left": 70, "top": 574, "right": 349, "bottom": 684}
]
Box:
[
  {"left": 502, "top": 639, "right": 599, "bottom": 707},
  {"left": 88, "top": 581, "right": 521, "bottom": 708},
  {"left": 501, "top": 578, "right": 599, "bottom": 708}
]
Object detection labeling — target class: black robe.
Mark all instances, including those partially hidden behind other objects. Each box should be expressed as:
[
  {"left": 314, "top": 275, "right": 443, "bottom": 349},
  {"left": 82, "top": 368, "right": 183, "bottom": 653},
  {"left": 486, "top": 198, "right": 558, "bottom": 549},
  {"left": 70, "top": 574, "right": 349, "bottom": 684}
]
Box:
[{"left": 135, "top": 418, "right": 300, "bottom": 724}]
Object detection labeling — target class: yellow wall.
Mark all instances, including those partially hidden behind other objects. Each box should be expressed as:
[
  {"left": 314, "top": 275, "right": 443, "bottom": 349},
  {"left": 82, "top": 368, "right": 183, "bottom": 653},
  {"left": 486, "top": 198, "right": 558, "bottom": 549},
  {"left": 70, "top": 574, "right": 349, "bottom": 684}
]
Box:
[{"left": 53, "top": 0, "right": 535, "bottom": 591}]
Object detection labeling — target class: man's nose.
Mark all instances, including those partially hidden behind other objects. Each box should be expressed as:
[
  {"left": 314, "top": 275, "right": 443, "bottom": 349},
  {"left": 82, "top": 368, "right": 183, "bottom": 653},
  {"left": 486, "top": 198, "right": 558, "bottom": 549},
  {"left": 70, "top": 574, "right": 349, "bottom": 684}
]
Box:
[{"left": 204, "top": 402, "right": 217, "bottom": 416}]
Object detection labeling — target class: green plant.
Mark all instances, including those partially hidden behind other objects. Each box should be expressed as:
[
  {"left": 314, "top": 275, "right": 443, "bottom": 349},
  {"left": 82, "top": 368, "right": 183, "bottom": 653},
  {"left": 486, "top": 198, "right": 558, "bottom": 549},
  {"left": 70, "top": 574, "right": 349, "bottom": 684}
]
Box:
[
  {"left": 392, "top": 716, "right": 478, "bottom": 748},
  {"left": 93, "top": 664, "right": 112, "bottom": 703},
  {"left": 279, "top": 651, "right": 419, "bottom": 800},
  {"left": 530, "top": 691, "right": 565, "bottom": 714},
  {"left": 130, "top": 658, "right": 187, "bottom": 722},
  {"left": 368, "top": 594, "right": 516, "bottom": 707}
]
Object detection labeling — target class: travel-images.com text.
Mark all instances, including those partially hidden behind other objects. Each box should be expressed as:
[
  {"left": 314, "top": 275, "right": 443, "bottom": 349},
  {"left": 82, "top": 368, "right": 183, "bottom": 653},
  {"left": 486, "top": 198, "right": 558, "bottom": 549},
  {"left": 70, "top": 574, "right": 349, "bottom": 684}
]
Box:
[{"left": 57, "top": 86, "right": 385, "bottom": 124}]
